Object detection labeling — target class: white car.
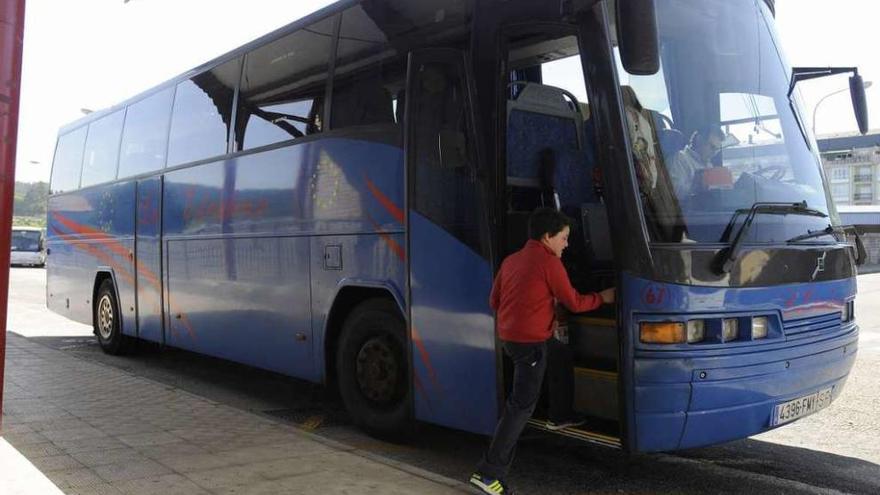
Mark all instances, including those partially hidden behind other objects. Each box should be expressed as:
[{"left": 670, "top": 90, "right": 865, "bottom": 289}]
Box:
[{"left": 11, "top": 226, "right": 45, "bottom": 267}]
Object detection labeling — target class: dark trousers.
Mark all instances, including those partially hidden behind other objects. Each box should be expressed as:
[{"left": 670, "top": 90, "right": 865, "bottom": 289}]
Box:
[{"left": 476, "top": 338, "right": 575, "bottom": 479}]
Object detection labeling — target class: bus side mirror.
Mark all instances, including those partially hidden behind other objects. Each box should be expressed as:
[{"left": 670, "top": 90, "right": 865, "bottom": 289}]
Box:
[
  {"left": 850, "top": 73, "right": 869, "bottom": 135},
  {"left": 617, "top": 0, "right": 660, "bottom": 76}
]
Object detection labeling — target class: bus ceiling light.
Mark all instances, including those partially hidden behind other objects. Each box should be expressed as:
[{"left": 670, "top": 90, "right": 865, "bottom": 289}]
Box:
[
  {"left": 722, "top": 319, "right": 739, "bottom": 342},
  {"left": 640, "top": 322, "right": 685, "bottom": 344},
  {"left": 687, "top": 320, "right": 705, "bottom": 343},
  {"left": 752, "top": 316, "right": 769, "bottom": 339}
]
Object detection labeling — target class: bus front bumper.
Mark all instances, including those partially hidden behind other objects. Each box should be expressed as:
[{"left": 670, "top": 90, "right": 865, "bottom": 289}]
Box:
[{"left": 634, "top": 331, "right": 858, "bottom": 452}]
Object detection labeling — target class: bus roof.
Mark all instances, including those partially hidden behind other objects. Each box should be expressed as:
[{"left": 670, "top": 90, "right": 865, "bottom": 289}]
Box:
[{"left": 58, "top": 0, "right": 357, "bottom": 135}]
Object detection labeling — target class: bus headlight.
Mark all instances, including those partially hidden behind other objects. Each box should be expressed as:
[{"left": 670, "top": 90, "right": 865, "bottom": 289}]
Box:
[
  {"left": 686, "top": 320, "right": 705, "bottom": 343},
  {"left": 752, "top": 316, "right": 769, "bottom": 339},
  {"left": 640, "top": 322, "right": 685, "bottom": 344},
  {"left": 722, "top": 318, "right": 739, "bottom": 342}
]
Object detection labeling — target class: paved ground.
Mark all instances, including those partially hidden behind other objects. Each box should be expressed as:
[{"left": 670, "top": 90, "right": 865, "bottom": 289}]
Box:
[
  {"left": 1, "top": 332, "right": 466, "bottom": 494},
  {"left": 3, "top": 267, "right": 880, "bottom": 494}
]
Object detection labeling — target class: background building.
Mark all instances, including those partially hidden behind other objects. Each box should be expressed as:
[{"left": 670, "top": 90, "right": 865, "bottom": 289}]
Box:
[{"left": 818, "top": 132, "right": 880, "bottom": 205}]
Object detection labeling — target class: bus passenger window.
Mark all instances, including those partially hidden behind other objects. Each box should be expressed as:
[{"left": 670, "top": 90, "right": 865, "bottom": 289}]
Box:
[
  {"left": 80, "top": 110, "right": 124, "bottom": 188},
  {"left": 410, "top": 60, "right": 483, "bottom": 255},
  {"left": 50, "top": 126, "right": 88, "bottom": 194},
  {"left": 330, "top": 5, "right": 406, "bottom": 132},
  {"left": 167, "top": 58, "right": 240, "bottom": 166},
  {"left": 117, "top": 87, "right": 175, "bottom": 179},
  {"left": 234, "top": 16, "right": 335, "bottom": 151}
]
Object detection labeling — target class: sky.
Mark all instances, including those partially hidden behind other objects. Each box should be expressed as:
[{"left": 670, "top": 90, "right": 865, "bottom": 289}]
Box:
[{"left": 11, "top": 0, "right": 879, "bottom": 183}]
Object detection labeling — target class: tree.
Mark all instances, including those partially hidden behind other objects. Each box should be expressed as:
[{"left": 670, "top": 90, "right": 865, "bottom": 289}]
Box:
[{"left": 13, "top": 181, "right": 49, "bottom": 217}]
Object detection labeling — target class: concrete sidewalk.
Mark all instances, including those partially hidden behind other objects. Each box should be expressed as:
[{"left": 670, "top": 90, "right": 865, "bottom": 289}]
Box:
[{"left": 1, "top": 333, "right": 468, "bottom": 494}]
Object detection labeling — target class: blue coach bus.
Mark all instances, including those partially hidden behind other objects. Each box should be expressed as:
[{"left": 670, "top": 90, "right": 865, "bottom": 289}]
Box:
[{"left": 47, "top": 0, "right": 868, "bottom": 452}]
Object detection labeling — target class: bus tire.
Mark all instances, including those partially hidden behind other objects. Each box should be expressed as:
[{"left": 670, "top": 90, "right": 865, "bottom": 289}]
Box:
[
  {"left": 94, "top": 279, "right": 131, "bottom": 355},
  {"left": 336, "top": 298, "right": 413, "bottom": 439}
]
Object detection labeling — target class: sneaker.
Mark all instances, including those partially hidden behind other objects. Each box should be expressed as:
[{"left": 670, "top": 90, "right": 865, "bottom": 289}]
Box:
[
  {"left": 469, "top": 472, "right": 514, "bottom": 494},
  {"left": 546, "top": 416, "right": 585, "bottom": 431}
]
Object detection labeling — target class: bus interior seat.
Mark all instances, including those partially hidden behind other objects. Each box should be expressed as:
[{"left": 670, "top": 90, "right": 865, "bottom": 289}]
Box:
[
  {"left": 658, "top": 127, "right": 687, "bottom": 162},
  {"left": 506, "top": 83, "right": 605, "bottom": 289},
  {"left": 505, "top": 82, "right": 598, "bottom": 209}
]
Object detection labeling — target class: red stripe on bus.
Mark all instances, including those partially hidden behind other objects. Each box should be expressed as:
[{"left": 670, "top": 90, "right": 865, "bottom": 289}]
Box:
[
  {"left": 365, "top": 176, "right": 404, "bottom": 225},
  {"left": 52, "top": 213, "right": 162, "bottom": 290},
  {"left": 411, "top": 326, "right": 441, "bottom": 394},
  {"left": 365, "top": 212, "right": 405, "bottom": 261},
  {"left": 51, "top": 226, "right": 136, "bottom": 287}
]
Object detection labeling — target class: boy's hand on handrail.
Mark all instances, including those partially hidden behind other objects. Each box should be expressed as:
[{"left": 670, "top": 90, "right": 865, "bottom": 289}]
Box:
[{"left": 599, "top": 287, "right": 616, "bottom": 305}]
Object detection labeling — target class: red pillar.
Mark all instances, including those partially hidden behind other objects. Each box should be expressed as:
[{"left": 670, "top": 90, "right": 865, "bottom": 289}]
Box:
[{"left": 0, "top": 0, "right": 26, "bottom": 424}]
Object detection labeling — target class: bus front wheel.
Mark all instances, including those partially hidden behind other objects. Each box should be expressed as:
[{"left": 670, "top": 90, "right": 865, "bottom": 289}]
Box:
[
  {"left": 336, "top": 298, "right": 413, "bottom": 439},
  {"left": 94, "top": 279, "right": 131, "bottom": 355}
]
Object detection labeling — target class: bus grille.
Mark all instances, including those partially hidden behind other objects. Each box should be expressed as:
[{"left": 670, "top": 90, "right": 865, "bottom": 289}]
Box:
[{"left": 783, "top": 312, "right": 841, "bottom": 338}]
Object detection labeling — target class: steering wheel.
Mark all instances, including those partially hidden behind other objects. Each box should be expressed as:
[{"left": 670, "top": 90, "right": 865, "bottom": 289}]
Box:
[
  {"left": 754, "top": 165, "right": 787, "bottom": 181},
  {"left": 655, "top": 112, "right": 674, "bottom": 131}
]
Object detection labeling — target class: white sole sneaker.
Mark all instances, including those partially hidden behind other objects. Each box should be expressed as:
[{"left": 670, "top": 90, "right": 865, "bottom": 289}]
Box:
[{"left": 545, "top": 419, "right": 585, "bottom": 431}]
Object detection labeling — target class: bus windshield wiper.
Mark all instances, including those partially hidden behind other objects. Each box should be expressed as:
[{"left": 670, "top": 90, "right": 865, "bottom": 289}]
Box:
[
  {"left": 786, "top": 225, "right": 842, "bottom": 243},
  {"left": 789, "top": 224, "right": 880, "bottom": 265},
  {"left": 714, "top": 201, "right": 827, "bottom": 274}
]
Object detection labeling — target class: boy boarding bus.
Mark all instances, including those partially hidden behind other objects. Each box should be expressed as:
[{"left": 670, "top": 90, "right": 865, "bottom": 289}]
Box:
[{"left": 47, "top": 0, "right": 868, "bottom": 452}]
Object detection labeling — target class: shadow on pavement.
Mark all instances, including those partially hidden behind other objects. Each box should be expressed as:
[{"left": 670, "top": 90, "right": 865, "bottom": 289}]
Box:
[{"left": 22, "top": 334, "right": 880, "bottom": 495}]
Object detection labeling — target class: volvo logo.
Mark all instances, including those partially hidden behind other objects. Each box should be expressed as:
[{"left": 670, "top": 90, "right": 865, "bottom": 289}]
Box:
[{"left": 812, "top": 252, "right": 827, "bottom": 279}]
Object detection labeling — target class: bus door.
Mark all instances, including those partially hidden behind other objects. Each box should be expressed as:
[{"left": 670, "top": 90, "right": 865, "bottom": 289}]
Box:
[
  {"left": 135, "top": 177, "right": 164, "bottom": 344},
  {"left": 404, "top": 49, "right": 498, "bottom": 435},
  {"left": 499, "top": 24, "right": 622, "bottom": 447}
]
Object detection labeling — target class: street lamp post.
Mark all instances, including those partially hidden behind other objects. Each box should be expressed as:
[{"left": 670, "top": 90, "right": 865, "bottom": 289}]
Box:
[{"left": 812, "top": 81, "right": 873, "bottom": 137}]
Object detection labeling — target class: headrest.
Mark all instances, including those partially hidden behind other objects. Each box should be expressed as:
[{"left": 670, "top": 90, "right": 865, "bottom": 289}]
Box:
[
  {"left": 620, "top": 85, "right": 643, "bottom": 111},
  {"left": 509, "top": 83, "right": 578, "bottom": 120}
]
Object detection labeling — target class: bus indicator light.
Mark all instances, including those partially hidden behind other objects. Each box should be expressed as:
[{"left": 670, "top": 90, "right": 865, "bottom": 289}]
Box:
[
  {"left": 722, "top": 319, "right": 739, "bottom": 342},
  {"left": 640, "top": 322, "right": 685, "bottom": 344},
  {"left": 841, "top": 301, "right": 853, "bottom": 322},
  {"left": 686, "top": 320, "right": 705, "bottom": 343}
]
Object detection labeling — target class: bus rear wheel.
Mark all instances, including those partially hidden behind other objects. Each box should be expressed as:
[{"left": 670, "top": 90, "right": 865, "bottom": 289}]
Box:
[
  {"left": 336, "top": 298, "right": 413, "bottom": 439},
  {"left": 94, "top": 279, "right": 131, "bottom": 355}
]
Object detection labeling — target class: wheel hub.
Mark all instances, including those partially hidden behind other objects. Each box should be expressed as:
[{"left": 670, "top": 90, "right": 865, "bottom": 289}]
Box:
[
  {"left": 97, "top": 295, "right": 114, "bottom": 340},
  {"left": 355, "top": 335, "right": 400, "bottom": 405}
]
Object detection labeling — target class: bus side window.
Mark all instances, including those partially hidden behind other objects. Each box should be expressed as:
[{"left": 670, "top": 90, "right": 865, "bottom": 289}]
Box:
[
  {"left": 80, "top": 110, "right": 124, "bottom": 188},
  {"left": 330, "top": 6, "right": 406, "bottom": 133},
  {"left": 50, "top": 126, "right": 88, "bottom": 194},
  {"left": 410, "top": 60, "right": 483, "bottom": 255},
  {"left": 234, "top": 15, "right": 336, "bottom": 151},
  {"left": 117, "top": 87, "right": 175, "bottom": 179},
  {"left": 167, "top": 58, "right": 240, "bottom": 166}
]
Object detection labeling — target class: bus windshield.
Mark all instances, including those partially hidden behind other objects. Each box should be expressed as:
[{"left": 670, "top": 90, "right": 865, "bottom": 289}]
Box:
[
  {"left": 12, "top": 230, "right": 41, "bottom": 252},
  {"left": 615, "top": 0, "right": 837, "bottom": 244}
]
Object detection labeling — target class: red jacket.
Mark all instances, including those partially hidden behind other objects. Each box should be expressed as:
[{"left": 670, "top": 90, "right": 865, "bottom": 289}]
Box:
[{"left": 490, "top": 240, "right": 602, "bottom": 343}]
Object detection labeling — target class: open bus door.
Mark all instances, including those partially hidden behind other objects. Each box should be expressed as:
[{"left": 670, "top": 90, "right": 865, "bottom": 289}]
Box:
[
  {"left": 492, "top": 20, "right": 625, "bottom": 448},
  {"left": 403, "top": 48, "right": 499, "bottom": 435}
]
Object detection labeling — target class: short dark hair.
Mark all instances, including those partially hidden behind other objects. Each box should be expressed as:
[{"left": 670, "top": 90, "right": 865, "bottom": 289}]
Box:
[{"left": 528, "top": 207, "right": 571, "bottom": 240}]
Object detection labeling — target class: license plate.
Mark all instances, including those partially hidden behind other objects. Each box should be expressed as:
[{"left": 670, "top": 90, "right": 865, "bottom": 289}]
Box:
[{"left": 772, "top": 387, "right": 833, "bottom": 426}]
